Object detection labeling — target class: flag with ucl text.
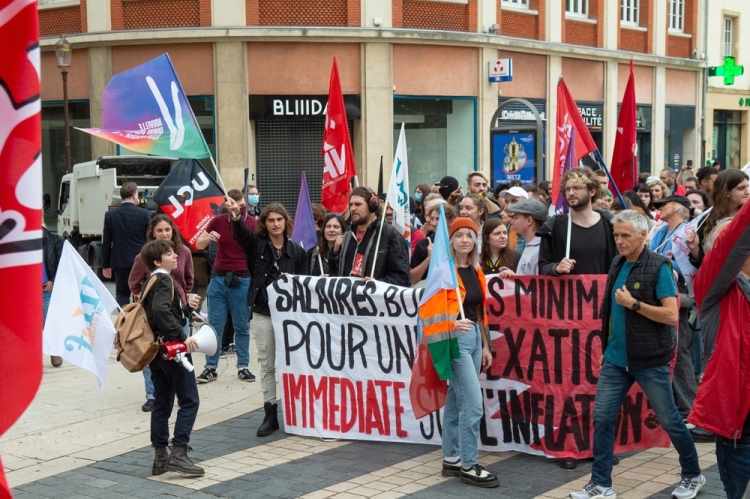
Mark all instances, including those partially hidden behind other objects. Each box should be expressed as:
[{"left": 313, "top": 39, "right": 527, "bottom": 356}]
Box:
[
  {"left": 610, "top": 61, "right": 638, "bottom": 195},
  {"left": 386, "top": 124, "right": 411, "bottom": 245},
  {"left": 43, "top": 242, "right": 120, "bottom": 391},
  {"left": 551, "top": 78, "right": 598, "bottom": 207},
  {"left": 321, "top": 57, "right": 357, "bottom": 214},
  {"left": 153, "top": 159, "right": 226, "bottom": 250},
  {"left": 79, "top": 54, "right": 211, "bottom": 159},
  {"left": 0, "top": 1, "right": 44, "bottom": 495}
]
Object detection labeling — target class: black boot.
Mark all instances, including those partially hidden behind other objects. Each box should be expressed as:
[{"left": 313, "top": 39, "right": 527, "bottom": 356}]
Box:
[
  {"left": 165, "top": 445, "right": 204, "bottom": 476},
  {"left": 151, "top": 446, "right": 169, "bottom": 475},
  {"left": 256, "top": 403, "right": 279, "bottom": 437}
]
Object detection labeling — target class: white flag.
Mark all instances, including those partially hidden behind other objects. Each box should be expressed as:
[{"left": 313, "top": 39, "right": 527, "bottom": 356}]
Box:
[
  {"left": 43, "top": 241, "right": 120, "bottom": 391},
  {"left": 671, "top": 207, "right": 712, "bottom": 299},
  {"left": 386, "top": 123, "right": 411, "bottom": 246}
]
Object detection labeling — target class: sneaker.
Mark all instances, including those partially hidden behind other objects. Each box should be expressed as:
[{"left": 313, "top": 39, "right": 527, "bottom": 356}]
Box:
[
  {"left": 141, "top": 399, "right": 155, "bottom": 412},
  {"left": 570, "top": 482, "right": 616, "bottom": 499},
  {"left": 683, "top": 420, "right": 696, "bottom": 430},
  {"left": 196, "top": 368, "right": 217, "bottom": 383},
  {"left": 225, "top": 344, "right": 236, "bottom": 354},
  {"left": 441, "top": 459, "right": 461, "bottom": 477},
  {"left": 459, "top": 464, "right": 499, "bottom": 488},
  {"left": 238, "top": 368, "right": 256, "bottom": 382},
  {"left": 672, "top": 475, "right": 705, "bottom": 499},
  {"left": 220, "top": 349, "right": 227, "bottom": 358}
]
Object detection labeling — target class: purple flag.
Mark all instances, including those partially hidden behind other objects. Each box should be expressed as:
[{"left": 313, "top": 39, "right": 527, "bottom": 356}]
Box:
[
  {"left": 554, "top": 127, "right": 577, "bottom": 214},
  {"left": 291, "top": 172, "right": 318, "bottom": 251}
]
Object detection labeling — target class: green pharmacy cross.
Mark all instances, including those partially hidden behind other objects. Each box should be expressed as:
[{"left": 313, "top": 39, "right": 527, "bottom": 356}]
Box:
[{"left": 709, "top": 56, "right": 744, "bottom": 85}]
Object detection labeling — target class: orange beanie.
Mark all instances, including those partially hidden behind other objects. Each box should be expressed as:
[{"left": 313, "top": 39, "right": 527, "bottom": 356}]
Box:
[{"left": 449, "top": 217, "right": 478, "bottom": 238}]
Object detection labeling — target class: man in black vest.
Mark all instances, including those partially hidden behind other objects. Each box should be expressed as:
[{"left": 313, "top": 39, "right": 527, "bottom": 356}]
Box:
[{"left": 570, "top": 210, "right": 705, "bottom": 499}]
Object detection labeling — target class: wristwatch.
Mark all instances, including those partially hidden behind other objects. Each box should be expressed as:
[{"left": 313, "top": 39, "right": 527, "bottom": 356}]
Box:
[{"left": 631, "top": 300, "right": 641, "bottom": 312}]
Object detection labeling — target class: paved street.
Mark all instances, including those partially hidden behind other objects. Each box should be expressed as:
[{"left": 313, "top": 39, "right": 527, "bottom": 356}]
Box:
[{"left": 2, "top": 284, "right": 728, "bottom": 499}]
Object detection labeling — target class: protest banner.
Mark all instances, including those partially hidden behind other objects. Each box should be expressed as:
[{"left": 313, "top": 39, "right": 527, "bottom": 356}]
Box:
[{"left": 269, "top": 275, "right": 670, "bottom": 457}]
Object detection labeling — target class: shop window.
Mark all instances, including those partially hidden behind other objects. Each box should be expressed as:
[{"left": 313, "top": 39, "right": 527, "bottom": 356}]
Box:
[
  {"left": 41, "top": 101, "right": 91, "bottom": 229},
  {"left": 502, "top": 0, "right": 529, "bottom": 7},
  {"left": 393, "top": 97, "right": 476, "bottom": 189},
  {"left": 621, "top": 0, "right": 639, "bottom": 26},
  {"left": 713, "top": 110, "right": 742, "bottom": 170},
  {"left": 566, "top": 0, "right": 588, "bottom": 17},
  {"left": 723, "top": 17, "right": 734, "bottom": 58},
  {"left": 668, "top": 0, "right": 684, "bottom": 32}
]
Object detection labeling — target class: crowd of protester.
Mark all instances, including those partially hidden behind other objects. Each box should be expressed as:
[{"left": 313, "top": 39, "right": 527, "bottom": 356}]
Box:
[{"left": 53, "top": 161, "right": 749, "bottom": 497}]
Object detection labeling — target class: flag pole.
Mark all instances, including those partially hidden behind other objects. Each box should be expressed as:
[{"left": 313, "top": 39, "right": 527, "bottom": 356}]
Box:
[
  {"left": 370, "top": 201, "right": 387, "bottom": 278},
  {"left": 592, "top": 150, "right": 626, "bottom": 208},
  {"left": 208, "top": 155, "right": 231, "bottom": 201},
  {"left": 318, "top": 252, "right": 325, "bottom": 276},
  {"left": 565, "top": 214, "right": 572, "bottom": 260}
]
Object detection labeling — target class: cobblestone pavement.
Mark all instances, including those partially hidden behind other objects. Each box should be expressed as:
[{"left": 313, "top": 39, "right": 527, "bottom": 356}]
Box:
[{"left": 3, "top": 283, "right": 727, "bottom": 499}]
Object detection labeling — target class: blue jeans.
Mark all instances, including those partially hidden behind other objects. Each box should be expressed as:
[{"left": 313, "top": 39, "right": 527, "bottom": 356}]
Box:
[
  {"left": 716, "top": 435, "right": 750, "bottom": 499},
  {"left": 42, "top": 289, "right": 52, "bottom": 323},
  {"left": 442, "top": 322, "right": 483, "bottom": 467},
  {"left": 205, "top": 275, "right": 250, "bottom": 370},
  {"left": 592, "top": 360, "right": 701, "bottom": 487}
]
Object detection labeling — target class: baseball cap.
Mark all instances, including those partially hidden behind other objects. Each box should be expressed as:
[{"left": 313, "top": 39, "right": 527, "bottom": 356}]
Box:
[
  {"left": 506, "top": 198, "right": 548, "bottom": 222},
  {"left": 435, "top": 176, "right": 459, "bottom": 200},
  {"left": 497, "top": 186, "right": 529, "bottom": 200},
  {"left": 652, "top": 195, "right": 691, "bottom": 211}
]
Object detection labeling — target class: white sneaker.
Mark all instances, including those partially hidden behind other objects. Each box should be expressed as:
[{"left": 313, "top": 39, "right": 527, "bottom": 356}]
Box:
[
  {"left": 570, "top": 482, "right": 617, "bottom": 499},
  {"left": 672, "top": 474, "right": 705, "bottom": 499},
  {"left": 683, "top": 419, "right": 696, "bottom": 430}
]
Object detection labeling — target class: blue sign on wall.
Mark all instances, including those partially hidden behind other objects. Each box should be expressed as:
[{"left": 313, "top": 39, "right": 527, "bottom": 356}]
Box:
[{"left": 491, "top": 131, "right": 536, "bottom": 185}]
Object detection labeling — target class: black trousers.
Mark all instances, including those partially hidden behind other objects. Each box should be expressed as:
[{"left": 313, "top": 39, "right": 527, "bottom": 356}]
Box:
[
  {"left": 149, "top": 353, "right": 200, "bottom": 447},
  {"left": 113, "top": 267, "right": 132, "bottom": 307}
]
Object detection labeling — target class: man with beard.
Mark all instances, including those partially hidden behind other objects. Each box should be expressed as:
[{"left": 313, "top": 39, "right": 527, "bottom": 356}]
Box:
[
  {"left": 328, "top": 186, "right": 409, "bottom": 286},
  {"left": 538, "top": 167, "right": 617, "bottom": 470},
  {"left": 538, "top": 167, "right": 617, "bottom": 277}
]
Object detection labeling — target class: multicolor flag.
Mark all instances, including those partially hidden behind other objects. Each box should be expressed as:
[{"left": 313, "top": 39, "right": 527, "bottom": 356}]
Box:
[
  {"left": 43, "top": 242, "right": 120, "bottom": 391},
  {"left": 671, "top": 207, "right": 711, "bottom": 298},
  {"left": 551, "top": 77, "right": 598, "bottom": 207},
  {"left": 0, "top": 0, "right": 43, "bottom": 495},
  {"left": 152, "top": 159, "right": 225, "bottom": 250},
  {"left": 386, "top": 124, "right": 411, "bottom": 246},
  {"left": 79, "top": 54, "right": 211, "bottom": 159},
  {"left": 610, "top": 61, "right": 638, "bottom": 195},
  {"left": 321, "top": 57, "right": 357, "bottom": 214},
  {"left": 291, "top": 172, "right": 318, "bottom": 251}
]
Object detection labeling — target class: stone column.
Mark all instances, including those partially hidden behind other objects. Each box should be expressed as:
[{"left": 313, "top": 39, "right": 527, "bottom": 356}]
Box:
[
  {"left": 86, "top": 0, "right": 114, "bottom": 158},
  {"left": 546, "top": 55, "right": 562, "bottom": 181},
  {"left": 360, "top": 42, "right": 393, "bottom": 188},
  {"left": 652, "top": 66, "right": 666, "bottom": 174},
  {"left": 602, "top": 61, "right": 618, "bottom": 166},
  {"left": 478, "top": 47, "right": 498, "bottom": 178}
]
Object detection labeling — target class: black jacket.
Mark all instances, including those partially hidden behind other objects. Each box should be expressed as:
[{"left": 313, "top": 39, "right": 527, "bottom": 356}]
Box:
[
  {"left": 141, "top": 273, "right": 187, "bottom": 342},
  {"left": 231, "top": 217, "right": 308, "bottom": 316},
  {"left": 537, "top": 209, "right": 616, "bottom": 276},
  {"left": 328, "top": 217, "right": 410, "bottom": 287},
  {"left": 601, "top": 249, "right": 676, "bottom": 368},
  {"left": 102, "top": 202, "right": 151, "bottom": 269},
  {"left": 42, "top": 228, "right": 64, "bottom": 282}
]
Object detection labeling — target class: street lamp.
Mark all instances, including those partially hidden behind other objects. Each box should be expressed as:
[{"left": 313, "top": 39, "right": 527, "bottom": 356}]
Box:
[{"left": 55, "top": 34, "right": 72, "bottom": 173}]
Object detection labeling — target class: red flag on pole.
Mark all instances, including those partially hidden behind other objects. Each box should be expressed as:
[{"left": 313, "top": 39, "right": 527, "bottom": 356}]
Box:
[
  {"left": 321, "top": 58, "right": 357, "bottom": 214},
  {"left": 0, "top": 1, "right": 44, "bottom": 496},
  {"left": 551, "top": 78, "right": 598, "bottom": 206},
  {"left": 610, "top": 61, "right": 638, "bottom": 195}
]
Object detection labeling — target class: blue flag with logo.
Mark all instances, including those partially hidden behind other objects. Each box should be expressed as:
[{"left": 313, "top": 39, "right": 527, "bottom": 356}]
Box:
[{"left": 291, "top": 172, "right": 318, "bottom": 251}]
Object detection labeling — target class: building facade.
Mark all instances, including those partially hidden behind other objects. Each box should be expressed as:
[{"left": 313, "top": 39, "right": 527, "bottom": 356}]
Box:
[
  {"left": 39, "top": 0, "right": 707, "bottom": 216},
  {"left": 704, "top": 0, "right": 748, "bottom": 170}
]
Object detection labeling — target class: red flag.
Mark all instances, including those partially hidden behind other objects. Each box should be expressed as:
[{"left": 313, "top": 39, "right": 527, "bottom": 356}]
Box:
[
  {"left": 0, "top": 1, "right": 44, "bottom": 496},
  {"left": 321, "top": 58, "right": 357, "bottom": 213},
  {"left": 409, "top": 339, "right": 448, "bottom": 419},
  {"left": 551, "top": 78, "right": 598, "bottom": 205},
  {"left": 610, "top": 61, "right": 638, "bottom": 195}
]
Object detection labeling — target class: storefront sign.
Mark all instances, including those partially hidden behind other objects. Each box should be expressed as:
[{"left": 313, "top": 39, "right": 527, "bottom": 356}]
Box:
[
  {"left": 577, "top": 103, "right": 603, "bottom": 130},
  {"left": 618, "top": 104, "right": 652, "bottom": 132},
  {"left": 249, "top": 95, "right": 361, "bottom": 121},
  {"left": 489, "top": 59, "right": 513, "bottom": 83},
  {"left": 268, "top": 275, "right": 671, "bottom": 459},
  {"left": 739, "top": 97, "right": 750, "bottom": 107},
  {"left": 491, "top": 131, "right": 536, "bottom": 185},
  {"left": 498, "top": 98, "right": 546, "bottom": 122}
]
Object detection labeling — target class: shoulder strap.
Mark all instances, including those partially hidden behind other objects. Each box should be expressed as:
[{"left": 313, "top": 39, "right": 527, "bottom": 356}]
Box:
[{"left": 139, "top": 274, "right": 174, "bottom": 302}]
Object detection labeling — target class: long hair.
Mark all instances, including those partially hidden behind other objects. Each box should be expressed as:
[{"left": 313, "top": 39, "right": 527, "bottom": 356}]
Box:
[
  {"left": 147, "top": 213, "right": 184, "bottom": 247},
  {"left": 317, "top": 213, "right": 344, "bottom": 257},
  {"left": 633, "top": 183, "right": 654, "bottom": 211},
  {"left": 461, "top": 193, "right": 486, "bottom": 224},
  {"left": 257, "top": 203, "right": 293, "bottom": 237},
  {"left": 449, "top": 225, "right": 479, "bottom": 270},
  {"left": 479, "top": 218, "right": 516, "bottom": 269},
  {"left": 705, "top": 170, "right": 749, "bottom": 236},
  {"left": 623, "top": 191, "right": 654, "bottom": 220}
]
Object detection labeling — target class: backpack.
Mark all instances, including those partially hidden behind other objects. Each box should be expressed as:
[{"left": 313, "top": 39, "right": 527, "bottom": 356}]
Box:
[{"left": 114, "top": 275, "right": 173, "bottom": 373}]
